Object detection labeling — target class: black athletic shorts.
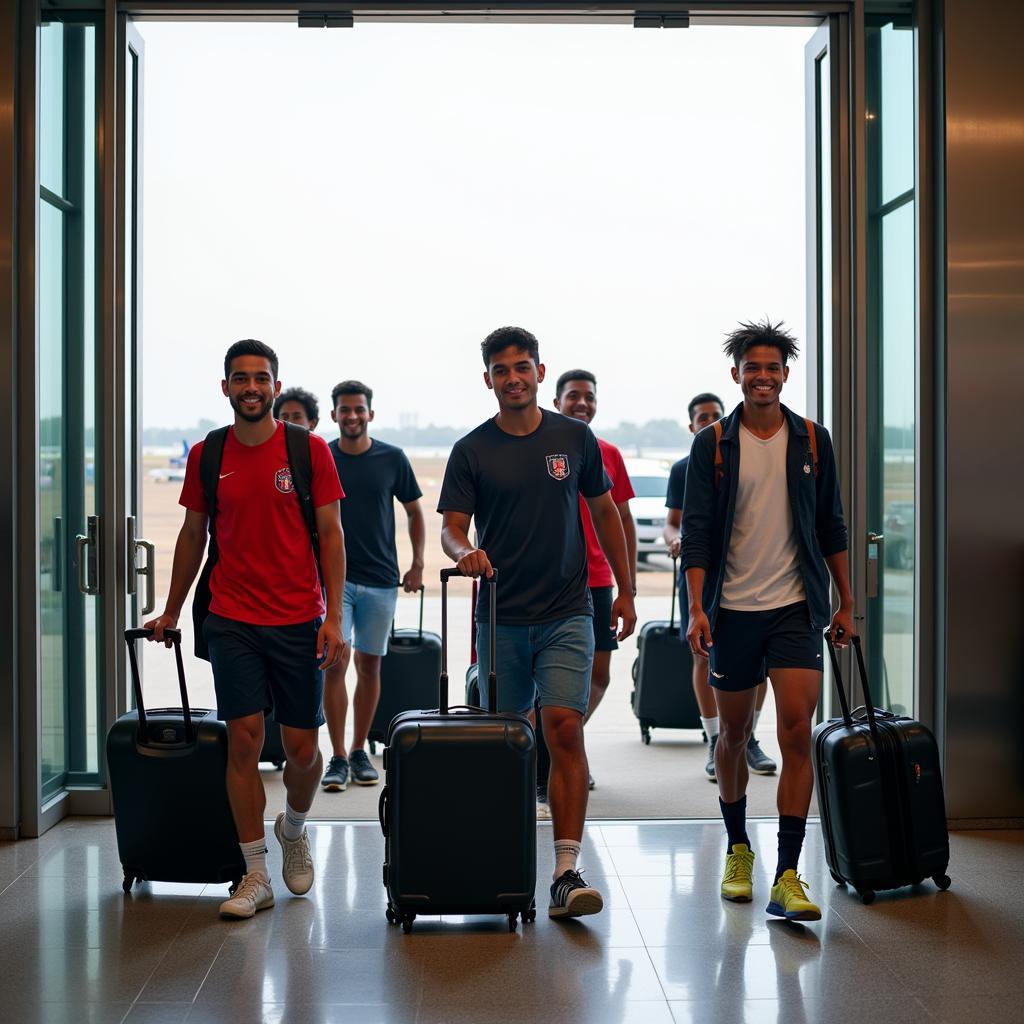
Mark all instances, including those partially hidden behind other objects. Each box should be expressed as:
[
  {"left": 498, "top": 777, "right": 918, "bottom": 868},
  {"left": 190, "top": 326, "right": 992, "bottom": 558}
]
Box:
[
  {"left": 708, "top": 601, "right": 823, "bottom": 692},
  {"left": 590, "top": 586, "right": 618, "bottom": 652},
  {"left": 203, "top": 613, "right": 326, "bottom": 728}
]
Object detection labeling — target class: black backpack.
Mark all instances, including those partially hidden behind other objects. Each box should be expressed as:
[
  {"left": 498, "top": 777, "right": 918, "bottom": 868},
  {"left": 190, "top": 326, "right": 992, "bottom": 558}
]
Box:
[{"left": 192, "top": 421, "right": 322, "bottom": 660}]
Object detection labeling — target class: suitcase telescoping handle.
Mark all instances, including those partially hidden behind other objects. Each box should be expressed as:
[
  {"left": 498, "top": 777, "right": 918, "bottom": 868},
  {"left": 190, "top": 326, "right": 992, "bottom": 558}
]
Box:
[
  {"left": 390, "top": 584, "right": 426, "bottom": 640},
  {"left": 669, "top": 555, "right": 679, "bottom": 630},
  {"left": 124, "top": 627, "right": 195, "bottom": 744},
  {"left": 824, "top": 633, "right": 880, "bottom": 742},
  {"left": 440, "top": 567, "right": 498, "bottom": 715}
]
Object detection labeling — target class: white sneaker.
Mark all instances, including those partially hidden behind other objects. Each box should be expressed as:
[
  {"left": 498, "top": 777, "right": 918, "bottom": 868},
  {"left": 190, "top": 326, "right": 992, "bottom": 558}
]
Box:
[
  {"left": 274, "top": 812, "right": 315, "bottom": 895},
  {"left": 219, "top": 872, "right": 275, "bottom": 919},
  {"left": 537, "top": 801, "right": 552, "bottom": 821}
]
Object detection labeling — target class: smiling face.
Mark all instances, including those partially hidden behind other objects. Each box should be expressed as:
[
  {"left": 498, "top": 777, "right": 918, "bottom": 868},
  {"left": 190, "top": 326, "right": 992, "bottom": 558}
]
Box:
[
  {"left": 732, "top": 344, "right": 789, "bottom": 408},
  {"left": 484, "top": 344, "right": 545, "bottom": 413},
  {"left": 331, "top": 392, "right": 373, "bottom": 439},
  {"left": 554, "top": 378, "right": 597, "bottom": 425},
  {"left": 222, "top": 355, "right": 279, "bottom": 423},
  {"left": 277, "top": 399, "right": 316, "bottom": 431}
]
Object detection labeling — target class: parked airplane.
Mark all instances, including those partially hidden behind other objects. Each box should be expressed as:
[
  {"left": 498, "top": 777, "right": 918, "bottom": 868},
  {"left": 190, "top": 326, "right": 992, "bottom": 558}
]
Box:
[{"left": 148, "top": 440, "right": 190, "bottom": 483}]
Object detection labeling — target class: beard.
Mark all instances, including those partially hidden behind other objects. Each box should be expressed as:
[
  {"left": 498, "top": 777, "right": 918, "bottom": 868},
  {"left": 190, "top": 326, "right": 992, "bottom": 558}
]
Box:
[
  {"left": 341, "top": 421, "right": 368, "bottom": 438},
  {"left": 229, "top": 392, "right": 274, "bottom": 423}
]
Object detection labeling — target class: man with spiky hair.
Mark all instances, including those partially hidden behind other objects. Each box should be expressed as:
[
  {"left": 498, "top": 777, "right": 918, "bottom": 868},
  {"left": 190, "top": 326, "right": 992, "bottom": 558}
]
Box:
[
  {"left": 681, "top": 319, "right": 853, "bottom": 923},
  {"left": 274, "top": 387, "right": 320, "bottom": 431}
]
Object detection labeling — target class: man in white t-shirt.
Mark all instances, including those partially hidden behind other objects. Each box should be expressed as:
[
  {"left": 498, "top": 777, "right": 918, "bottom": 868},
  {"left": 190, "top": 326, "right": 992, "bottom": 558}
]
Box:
[{"left": 681, "top": 319, "right": 854, "bottom": 923}]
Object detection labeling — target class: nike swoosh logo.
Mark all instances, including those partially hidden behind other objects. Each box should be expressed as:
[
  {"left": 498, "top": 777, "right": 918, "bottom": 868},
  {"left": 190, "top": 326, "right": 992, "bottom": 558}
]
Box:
[{"left": 219, "top": 472, "right": 235, "bottom": 479}]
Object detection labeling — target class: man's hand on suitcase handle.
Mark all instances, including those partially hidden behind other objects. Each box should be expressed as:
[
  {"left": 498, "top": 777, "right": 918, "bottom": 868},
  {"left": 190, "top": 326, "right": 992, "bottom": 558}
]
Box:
[
  {"left": 611, "top": 592, "right": 637, "bottom": 641},
  {"left": 827, "top": 605, "right": 856, "bottom": 649},
  {"left": 687, "top": 609, "right": 713, "bottom": 659},
  {"left": 143, "top": 612, "right": 179, "bottom": 648},
  {"left": 454, "top": 549, "right": 494, "bottom": 580}
]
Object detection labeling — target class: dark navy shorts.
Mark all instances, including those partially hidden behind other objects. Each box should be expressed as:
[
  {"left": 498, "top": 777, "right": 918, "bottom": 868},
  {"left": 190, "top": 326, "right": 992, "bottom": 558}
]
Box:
[
  {"left": 708, "top": 602, "right": 823, "bottom": 693},
  {"left": 590, "top": 586, "right": 618, "bottom": 653},
  {"left": 203, "top": 613, "right": 326, "bottom": 729}
]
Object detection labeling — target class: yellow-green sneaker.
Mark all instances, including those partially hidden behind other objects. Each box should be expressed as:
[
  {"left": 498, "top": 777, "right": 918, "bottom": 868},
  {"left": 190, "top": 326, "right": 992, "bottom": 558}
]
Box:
[
  {"left": 767, "top": 869, "right": 821, "bottom": 921},
  {"left": 721, "top": 843, "right": 755, "bottom": 902}
]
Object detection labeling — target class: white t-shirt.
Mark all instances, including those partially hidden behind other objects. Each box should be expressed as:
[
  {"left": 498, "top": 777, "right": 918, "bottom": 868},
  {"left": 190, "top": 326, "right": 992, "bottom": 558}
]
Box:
[{"left": 720, "top": 421, "right": 806, "bottom": 611}]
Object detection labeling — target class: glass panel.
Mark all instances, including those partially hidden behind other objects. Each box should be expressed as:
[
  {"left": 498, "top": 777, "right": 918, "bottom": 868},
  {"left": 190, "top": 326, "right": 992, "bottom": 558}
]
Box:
[
  {"left": 39, "top": 199, "right": 66, "bottom": 798},
  {"left": 880, "top": 199, "right": 915, "bottom": 715},
  {"left": 39, "top": 22, "right": 65, "bottom": 197},
  {"left": 879, "top": 23, "right": 914, "bottom": 205},
  {"left": 818, "top": 50, "right": 833, "bottom": 434}
]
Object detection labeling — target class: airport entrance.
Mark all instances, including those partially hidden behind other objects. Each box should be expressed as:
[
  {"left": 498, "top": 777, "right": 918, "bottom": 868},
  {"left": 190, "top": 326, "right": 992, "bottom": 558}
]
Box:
[{"left": 3, "top": 2, "right": 928, "bottom": 836}]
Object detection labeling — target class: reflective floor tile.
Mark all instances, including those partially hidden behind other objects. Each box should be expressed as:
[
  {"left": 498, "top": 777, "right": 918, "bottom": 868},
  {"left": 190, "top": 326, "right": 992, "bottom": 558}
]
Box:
[
  {"left": 1, "top": 1000, "right": 131, "bottom": 1024},
  {"left": 122, "top": 1004, "right": 194, "bottom": 1023},
  {"left": 417, "top": 999, "right": 676, "bottom": 1024}
]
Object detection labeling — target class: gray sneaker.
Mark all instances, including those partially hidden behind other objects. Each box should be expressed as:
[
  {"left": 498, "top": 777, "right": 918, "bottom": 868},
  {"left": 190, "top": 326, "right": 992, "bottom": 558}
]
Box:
[
  {"left": 705, "top": 733, "right": 719, "bottom": 782},
  {"left": 274, "top": 812, "right": 314, "bottom": 895},
  {"left": 746, "top": 736, "right": 778, "bottom": 775},
  {"left": 322, "top": 755, "right": 349, "bottom": 792},
  {"left": 349, "top": 749, "right": 379, "bottom": 786}
]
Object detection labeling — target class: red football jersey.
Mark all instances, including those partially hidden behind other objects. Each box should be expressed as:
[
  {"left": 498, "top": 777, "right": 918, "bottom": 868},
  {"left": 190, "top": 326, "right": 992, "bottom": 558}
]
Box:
[
  {"left": 179, "top": 423, "right": 344, "bottom": 626},
  {"left": 579, "top": 438, "right": 635, "bottom": 588}
]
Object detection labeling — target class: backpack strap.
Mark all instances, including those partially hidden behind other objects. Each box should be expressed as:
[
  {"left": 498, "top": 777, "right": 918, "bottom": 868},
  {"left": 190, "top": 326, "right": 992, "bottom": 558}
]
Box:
[
  {"left": 802, "top": 417, "right": 819, "bottom": 478},
  {"left": 712, "top": 421, "right": 725, "bottom": 489},
  {"left": 283, "top": 421, "right": 323, "bottom": 586},
  {"left": 198, "top": 426, "right": 230, "bottom": 555}
]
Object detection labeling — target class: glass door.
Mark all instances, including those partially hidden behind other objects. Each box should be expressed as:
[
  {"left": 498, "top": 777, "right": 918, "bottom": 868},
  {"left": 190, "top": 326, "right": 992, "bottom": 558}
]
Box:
[{"left": 38, "top": 15, "right": 104, "bottom": 810}]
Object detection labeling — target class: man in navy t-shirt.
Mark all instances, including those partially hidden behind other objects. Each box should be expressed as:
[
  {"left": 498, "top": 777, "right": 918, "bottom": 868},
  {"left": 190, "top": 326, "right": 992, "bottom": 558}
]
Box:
[
  {"left": 321, "top": 380, "right": 425, "bottom": 792},
  {"left": 438, "top": 326, "right": 636, "bottom": 921},
  {"left": 663, "top": 392, "right": 777, "bottom": 782}
]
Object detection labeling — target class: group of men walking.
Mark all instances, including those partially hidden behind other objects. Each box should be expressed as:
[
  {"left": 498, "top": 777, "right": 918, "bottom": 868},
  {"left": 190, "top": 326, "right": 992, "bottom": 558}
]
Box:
[{"left": 146, "top": 318, "right": 852, "bottom": 927}]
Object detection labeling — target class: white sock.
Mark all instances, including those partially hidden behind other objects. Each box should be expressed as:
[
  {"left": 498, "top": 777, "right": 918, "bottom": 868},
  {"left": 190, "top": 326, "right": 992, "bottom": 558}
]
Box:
[
  {"left": 752, "top": 709, "right": 762, "bottom": 733},
  {"left": 283, "top": 801, "right": 307, "bottom": 842},
  {"left": 553, "top": 839, "right": 581, "bottom": 881},
  {"left": 701, "top": 716, "right": 720, "bottom": 740},
  {"left": 240, "top": 836, "right": 268, "bottom": 880}
]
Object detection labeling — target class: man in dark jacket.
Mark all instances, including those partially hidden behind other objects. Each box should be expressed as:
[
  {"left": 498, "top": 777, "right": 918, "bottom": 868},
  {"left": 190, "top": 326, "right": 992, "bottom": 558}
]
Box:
[{"left": 681, "top": 319, "right": 853, "bottom": 923}]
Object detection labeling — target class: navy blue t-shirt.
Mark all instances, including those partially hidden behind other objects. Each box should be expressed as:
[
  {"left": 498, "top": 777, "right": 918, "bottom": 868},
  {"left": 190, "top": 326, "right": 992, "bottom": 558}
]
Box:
[
  {"left": 329, "top": 439, "right": 422, "bottom": 588},
  {"left": 437, "top": 409, "right": 611, "bottom": 625},
  {"left": 666, "top": 456, "right": 688, "bottom": 510}
]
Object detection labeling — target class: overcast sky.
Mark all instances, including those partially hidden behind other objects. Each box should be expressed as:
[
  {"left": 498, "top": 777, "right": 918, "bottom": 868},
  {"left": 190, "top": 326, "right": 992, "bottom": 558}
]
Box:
[{"left": 140, "top": 21, "right": 815, "bottom": 432}]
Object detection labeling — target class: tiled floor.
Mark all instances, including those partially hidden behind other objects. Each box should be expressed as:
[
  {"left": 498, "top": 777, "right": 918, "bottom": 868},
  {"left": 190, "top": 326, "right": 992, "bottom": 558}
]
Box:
[{"left": 1, "top": 818, "right": 1020, "bottom": 1023}]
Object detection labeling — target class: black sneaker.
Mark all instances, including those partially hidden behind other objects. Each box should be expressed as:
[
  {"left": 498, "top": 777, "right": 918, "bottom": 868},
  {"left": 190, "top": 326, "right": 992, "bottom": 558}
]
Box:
[
  {"left": 549, "top": 870, "right": 604, "bottom": 919},
  {"left": 705, "top": 733, "right": 718, "bottom": 782},
  {"left": 321, "top": 755, "right": 349, "bottom": 792},
  {"left": 349, "top": 749, "right": 379, "bottom": 786},
  {"left": 746, "top": 736, "right": 777, "bottom": 775}
]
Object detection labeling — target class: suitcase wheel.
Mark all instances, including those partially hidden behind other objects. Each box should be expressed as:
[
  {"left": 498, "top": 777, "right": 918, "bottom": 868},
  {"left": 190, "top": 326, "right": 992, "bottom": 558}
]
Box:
[
  {"left": 273, "top": 761, "right": 284, "bottom": 770},
  {"left": 641, "top": 725, "right": 651, "bottom": 745},
  {"left": 857, "top": 888, "right": 876, "bottom": 905},
  {"left": 830, "top": 870, "right": 845, "bottom": 886},
  {"left": 385, "top": 905, "right": 398, "bottom": 925},
  {"left": 122, "top": 873, "right": 135, "bottom": 894},
  {"left": 369, "top": 740, "right": 377, "bottom": 756},
  {"left": 933, "top": 874, "right": 951, "bottom": 892},
  {"left": 401, "top": 913, "right": 415, "bottom": 934},
  {"left": 508, "top": 913, "right": 518, "bottom": 933},
  {"left": 524, "top": 902, "right": 537, "bottom": 924}
]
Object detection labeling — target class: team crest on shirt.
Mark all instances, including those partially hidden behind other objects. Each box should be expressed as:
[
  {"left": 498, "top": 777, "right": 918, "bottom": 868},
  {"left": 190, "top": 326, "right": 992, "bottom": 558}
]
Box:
[
  {"left": 275, "top": 467, "right": 295, "bottom": 494},
  {"left": 546, "top": 454, "right": 570, "bottom": 480}
]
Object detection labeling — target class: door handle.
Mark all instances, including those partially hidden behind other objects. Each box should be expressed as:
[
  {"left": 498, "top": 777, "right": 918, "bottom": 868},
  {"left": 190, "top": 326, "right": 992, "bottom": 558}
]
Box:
[
  {"left": 127, "top": 516, "right": 156, "bottom": 615},
  {"left": 866, "top": 531, "right": 884, "bottom": 599},
  {"left": 75, "top": 515, "right": 101, "bottom": 595},
  {"left": 53, "top": 516, "right": 63, "bottom": 592}
]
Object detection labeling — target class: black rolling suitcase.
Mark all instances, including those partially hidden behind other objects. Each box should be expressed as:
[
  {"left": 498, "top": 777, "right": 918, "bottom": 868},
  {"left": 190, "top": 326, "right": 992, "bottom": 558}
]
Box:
[
  {"left": 260, "top": 711, "right": 286, "bottom": 770},
  {"left": 368, "top": 586, "right": 442, "bottom": 755},
  {"left": 630, "top": 559, "right": 701, "bottom": 744},
  {"left": 108, "top": 629, "right": 245, "bottom": 893},
  {"left": 380, "top": 569, "right": 537, "bottom": 933},
  {"left": 814, "top": 635, "right": 951, "bottom": 904}
]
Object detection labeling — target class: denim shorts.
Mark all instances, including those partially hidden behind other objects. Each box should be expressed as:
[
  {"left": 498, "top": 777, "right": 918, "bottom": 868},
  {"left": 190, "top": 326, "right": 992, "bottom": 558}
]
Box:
[
  {"left": 475, "top": 614, "right": 595, "bottom": 716},
  {"left": 342, "top": 581, "right": 398, "bottom": 657},
  {"left": 203, "top": 613, "right": 325, "bottom": 728},
  {"left": 709, "top": 602, "right": 823, "bottom": 693}
]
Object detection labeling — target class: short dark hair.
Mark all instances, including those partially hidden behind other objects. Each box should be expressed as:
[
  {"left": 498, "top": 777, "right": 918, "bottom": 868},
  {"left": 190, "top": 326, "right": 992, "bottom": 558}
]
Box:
[
  {"left": 331, "top": 380, "right": 373, "bottom": 409},
  {"left": 224, "top": 338, "right": 278, "bottom": 381},
  {"left": 481, "top": 326, "right": 540, "bottom": 368},
  {"left": 687, "top": 392, "right": 724, "bottom": 423},
  {"left": 555, "top": 369, "right": 596, "bottom": 399},
  {"left": 274, "top": 387, "right": 319, "bottom": 423},
  {"left": 723, "top": 319, "right": 800, "bottom": 366}
]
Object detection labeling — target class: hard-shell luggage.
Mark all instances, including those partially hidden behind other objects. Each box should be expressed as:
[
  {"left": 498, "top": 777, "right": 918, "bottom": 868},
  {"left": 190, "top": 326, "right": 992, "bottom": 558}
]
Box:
[
  {"left": 107, "top": 629, "right": 245, "bottom": 893},
  {"left": 630, "top": 559, "right": 701, "bottom": 743},
  {"left": 260, "top": 711, "right": 286, "bottom": 770},
  {"left": 814, "top": 635, "right": 951, "bottom": 904},
  {"left": 380, "top": 568, "right": 537, "bottom": 933},
  {"left": 368, "top": 586, "right": 442, "bottom": 755}
]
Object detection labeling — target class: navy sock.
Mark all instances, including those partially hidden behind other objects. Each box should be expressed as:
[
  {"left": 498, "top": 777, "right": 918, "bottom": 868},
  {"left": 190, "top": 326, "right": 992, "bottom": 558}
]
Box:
[
  {"left": 719, "top": 796, "right": 750, "bottom": 851},
  {"left": 775, "top": 815, "right": 807, "bottom": 882}
]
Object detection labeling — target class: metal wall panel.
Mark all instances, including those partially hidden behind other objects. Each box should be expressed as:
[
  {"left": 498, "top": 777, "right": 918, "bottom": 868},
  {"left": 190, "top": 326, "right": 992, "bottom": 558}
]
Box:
[{"left": 944, "top": 0, "right": 1024, "bottom": 821}]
